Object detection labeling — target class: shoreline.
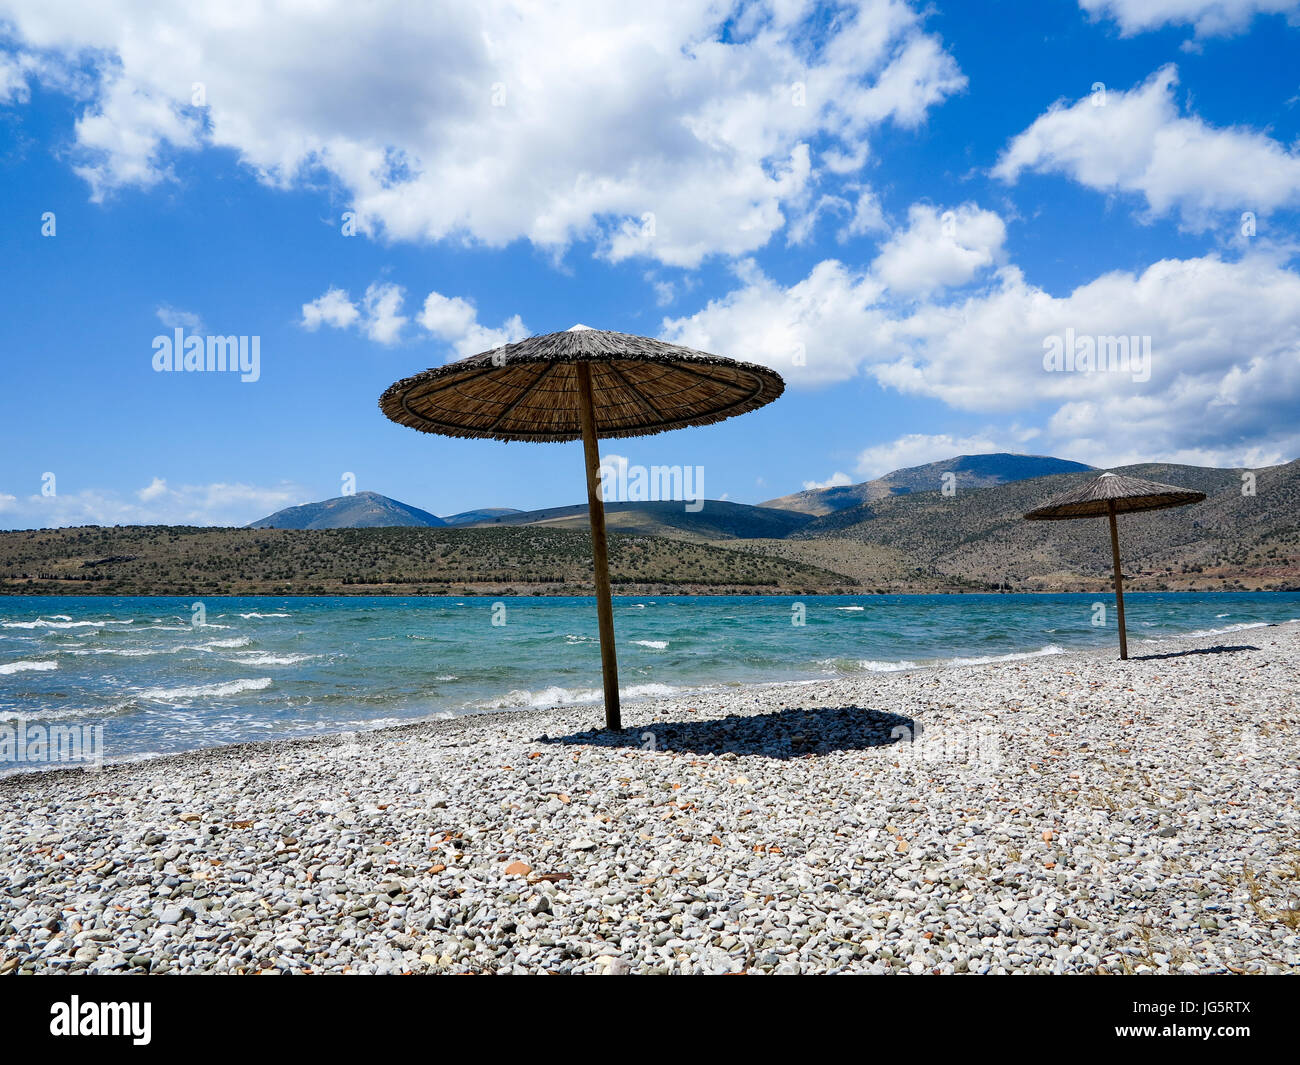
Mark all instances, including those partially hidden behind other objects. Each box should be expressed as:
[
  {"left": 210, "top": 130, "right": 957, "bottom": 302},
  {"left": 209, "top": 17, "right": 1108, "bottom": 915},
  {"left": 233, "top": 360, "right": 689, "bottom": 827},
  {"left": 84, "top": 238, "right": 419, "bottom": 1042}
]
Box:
[
  {"left": 3, "top": 618, "right": 1295, "bottom": 782},
  {"left": 5, "top": 584, "right": 1300, "bottom": 597},
  {"left": 3, "top": 621, "right": 1298, "bottom": 974}
]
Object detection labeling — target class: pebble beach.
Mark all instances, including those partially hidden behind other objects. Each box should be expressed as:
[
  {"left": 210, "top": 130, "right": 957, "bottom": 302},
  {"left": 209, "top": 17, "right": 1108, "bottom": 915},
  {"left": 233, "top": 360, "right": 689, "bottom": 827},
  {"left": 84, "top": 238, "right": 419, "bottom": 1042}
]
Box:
[{"left": 3, "top": 622, "right": 1298, "bottom": 975}]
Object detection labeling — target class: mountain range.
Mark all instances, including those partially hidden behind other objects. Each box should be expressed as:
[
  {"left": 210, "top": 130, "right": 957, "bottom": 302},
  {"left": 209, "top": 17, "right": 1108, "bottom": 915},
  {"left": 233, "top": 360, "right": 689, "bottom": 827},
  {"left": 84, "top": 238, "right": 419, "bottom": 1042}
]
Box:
[
  {"left": 743, "top": 458, "right": 1300, "bottom": 593},
  {"left": 249, "top": 453, "right": 1087, "bottom": 535},
  {"left": 248, "top": 492, "right": 523, "bottom": 530},
  {"left": 248, "top": 491, "right": 447, "bottom": 530},
  {"left": 759, "top": 453, "right": 1092, "bottom": 516},
  {"left": 10, "top": 453, "right": 1291, "bottom": 595}
]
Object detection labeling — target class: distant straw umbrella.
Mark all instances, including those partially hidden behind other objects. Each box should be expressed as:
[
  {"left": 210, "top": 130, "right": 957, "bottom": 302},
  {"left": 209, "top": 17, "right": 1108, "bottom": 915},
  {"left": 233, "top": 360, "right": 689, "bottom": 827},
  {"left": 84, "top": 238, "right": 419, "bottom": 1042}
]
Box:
[
  {"left": 380, "top": 326, "right": 784, "bottom": 729},
  {"left": 1023, "top": 471, "right": 1206, "bottom": 659}
]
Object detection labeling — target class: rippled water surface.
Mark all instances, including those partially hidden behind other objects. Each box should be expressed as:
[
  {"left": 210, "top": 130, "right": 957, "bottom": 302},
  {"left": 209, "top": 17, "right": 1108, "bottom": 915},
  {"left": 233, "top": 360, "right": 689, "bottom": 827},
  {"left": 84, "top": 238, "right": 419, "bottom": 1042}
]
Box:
[{"left": 2, "top": 592, "right": 1296, "bottom": 766}]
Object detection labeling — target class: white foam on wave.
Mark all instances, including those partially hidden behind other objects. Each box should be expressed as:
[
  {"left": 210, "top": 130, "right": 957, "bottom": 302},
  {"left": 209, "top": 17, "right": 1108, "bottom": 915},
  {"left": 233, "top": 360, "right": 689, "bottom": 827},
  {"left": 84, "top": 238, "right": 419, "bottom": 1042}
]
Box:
[
  {"left": 948, "top": 644, "right": 1066, "bottom": 666},
  {"left": 139, "top": 678, "right": 272, "bottom": 702},
  {"left": 69, "top": 647, "right": 165, "bottom": 658},
  {"left": 2, "top": 618, "right": 131, "bottom": 629},
  {"left": 836, "top": 605, "right": 865, "bottom": 612},
  {"left": 1173, "top": 621, "right": 1271, "bottom": 638},
  {"left": 480, "top": 685, "right": 600, "bottom": 709},
  {"left": 478, "top": 680, "right": 681, "bottom": 710},
  {"left": 819, "top": 656, "right": 918, "bottom": 674},
  {"left": 626, "top": 683, "right": 679, "bottom": 698},
  {"left": 0, "top": 698, "right": 139, "bottom": 725},
  {"left": 633, "top": 639, "right": 668, "bottom": 649},
  {"left": 237, "top": 612, "right": 291, "bottom": 619},
  {"left": 230, "top": 653, "right": 314, "bottom": 666},
  {"left": 821, "top": 643, "right": 1067, "bottom": 675},
  {"left": 0, "top": 660, "right": 58, "bottom": 675}
]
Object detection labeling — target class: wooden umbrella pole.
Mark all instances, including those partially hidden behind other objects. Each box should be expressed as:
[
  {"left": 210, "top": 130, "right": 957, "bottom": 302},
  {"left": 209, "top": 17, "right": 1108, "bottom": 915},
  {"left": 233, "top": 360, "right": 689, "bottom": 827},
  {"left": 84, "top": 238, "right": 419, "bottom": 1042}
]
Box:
[
  {"left": 1107, "top": 501, "right": 1128, "bottom": 660},
  {"left": 576, "top": 362, "right": 622, "bottom": 730}
]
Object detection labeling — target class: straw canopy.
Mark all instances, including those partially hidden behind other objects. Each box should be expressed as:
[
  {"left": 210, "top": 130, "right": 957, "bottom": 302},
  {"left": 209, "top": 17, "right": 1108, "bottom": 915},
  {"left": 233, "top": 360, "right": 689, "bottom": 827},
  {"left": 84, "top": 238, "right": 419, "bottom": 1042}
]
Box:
[
  {"left": 379, "top": 327, "right": 784, "bottom": 443},
  {"left": 1022, "top": 470, "right": 1206, "bottom": 660},
  {"left": 1023, "top": 471, "right": 1206, "bottom": 521},
  {"left": 380, "top": 326, "right": 785, "bottom": 730}
]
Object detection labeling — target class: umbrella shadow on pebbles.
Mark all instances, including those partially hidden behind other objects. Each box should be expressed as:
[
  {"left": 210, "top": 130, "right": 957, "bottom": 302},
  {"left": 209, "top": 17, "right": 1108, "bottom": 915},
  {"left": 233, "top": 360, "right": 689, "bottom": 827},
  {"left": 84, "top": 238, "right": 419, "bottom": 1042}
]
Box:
[
  {"left": 1130, "top": 643, "right": 1260, "bottom": 662},
  {"left": 540, "top": 705, "right": 914, "bottom": 760}
]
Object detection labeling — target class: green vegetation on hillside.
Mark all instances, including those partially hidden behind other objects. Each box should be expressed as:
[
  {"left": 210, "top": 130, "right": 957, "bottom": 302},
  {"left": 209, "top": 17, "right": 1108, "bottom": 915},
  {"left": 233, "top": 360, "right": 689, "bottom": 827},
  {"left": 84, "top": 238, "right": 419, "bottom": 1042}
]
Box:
[{"left": 0, "top": 525, "right": 855, "bottom": 596}]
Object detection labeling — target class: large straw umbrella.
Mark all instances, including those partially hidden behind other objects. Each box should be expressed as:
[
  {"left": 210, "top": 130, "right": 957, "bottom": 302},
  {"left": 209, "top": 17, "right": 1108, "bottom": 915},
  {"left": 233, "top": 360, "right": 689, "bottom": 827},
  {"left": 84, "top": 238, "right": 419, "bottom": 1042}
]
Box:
[
  {"left": 1023, "top": 471, "right": 1206, "bottom": 659},
  {"left": 379, "top": 326, "right": 784, "bottom": 729}
]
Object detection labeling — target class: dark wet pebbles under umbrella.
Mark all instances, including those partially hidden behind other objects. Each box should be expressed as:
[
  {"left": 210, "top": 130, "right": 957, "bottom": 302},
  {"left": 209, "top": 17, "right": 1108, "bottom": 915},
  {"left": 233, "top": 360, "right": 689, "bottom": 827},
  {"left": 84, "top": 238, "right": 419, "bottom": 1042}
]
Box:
[
  {"left": 379, "top": 325, "right": 785, "bottom": 728},
  {"left": 1023, "top": 471, "right": 1206, "bottom": 659}
]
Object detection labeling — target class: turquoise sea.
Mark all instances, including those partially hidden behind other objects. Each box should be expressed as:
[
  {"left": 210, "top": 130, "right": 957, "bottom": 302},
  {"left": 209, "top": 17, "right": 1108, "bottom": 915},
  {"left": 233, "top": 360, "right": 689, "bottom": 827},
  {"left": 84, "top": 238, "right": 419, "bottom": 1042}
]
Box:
[{"left": 2, "top": 592, "right": 1297, "bottom": 769}]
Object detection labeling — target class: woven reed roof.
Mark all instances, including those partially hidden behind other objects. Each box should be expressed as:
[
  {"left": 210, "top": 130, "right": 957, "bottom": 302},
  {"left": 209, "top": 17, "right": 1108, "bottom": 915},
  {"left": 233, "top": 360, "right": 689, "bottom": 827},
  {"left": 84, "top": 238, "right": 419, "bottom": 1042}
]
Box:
[
  {"left": 379, "top": 327, "right": 785, "bottom": 442},
  {"left": 1024, "top": 471, "right": 1206, "bottom": 520}
]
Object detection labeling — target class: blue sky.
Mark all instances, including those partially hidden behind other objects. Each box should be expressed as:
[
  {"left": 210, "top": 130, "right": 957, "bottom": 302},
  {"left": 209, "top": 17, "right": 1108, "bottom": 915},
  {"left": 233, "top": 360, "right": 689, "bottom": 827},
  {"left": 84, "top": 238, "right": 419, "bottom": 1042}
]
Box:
[{"left": 2, "top": 0, "right": 1298, "bottom": 528}]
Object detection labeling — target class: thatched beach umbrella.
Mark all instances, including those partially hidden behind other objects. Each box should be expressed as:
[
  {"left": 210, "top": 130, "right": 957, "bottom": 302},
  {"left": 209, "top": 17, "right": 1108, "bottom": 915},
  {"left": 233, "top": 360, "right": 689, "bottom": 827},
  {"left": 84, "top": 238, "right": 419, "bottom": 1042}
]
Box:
[
  {"left": 1023, "top": 471, "right": 1206, "bottom": 659},
  {"left": 379, "top": 326, "right": 784, "bottom": 729}
]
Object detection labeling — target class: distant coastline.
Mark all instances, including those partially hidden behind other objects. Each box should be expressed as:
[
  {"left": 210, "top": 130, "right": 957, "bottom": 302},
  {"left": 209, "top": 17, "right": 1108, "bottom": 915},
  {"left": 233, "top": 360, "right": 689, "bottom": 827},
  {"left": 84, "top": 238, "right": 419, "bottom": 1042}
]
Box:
[{"left": 2, "top": 522, "right": 1295, "bottom": 597}]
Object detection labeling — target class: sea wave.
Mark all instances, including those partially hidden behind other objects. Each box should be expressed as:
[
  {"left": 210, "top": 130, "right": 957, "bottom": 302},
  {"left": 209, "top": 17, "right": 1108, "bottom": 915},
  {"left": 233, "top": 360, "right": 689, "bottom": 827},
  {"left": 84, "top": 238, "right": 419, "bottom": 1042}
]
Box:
[
  {"left": 947, "top": 644, "right": 1066, "bottom": 666},
  {"left": 821, "top": 657, "right": 918, "bottom": 674},
  {"left": 1172, "top": 621, "right": 1272, "bottom": 638},
  {"left": 836, "top": 605, "right": 866, "bottom": 611},
  {"left": 0, "top": 660, "right": 58, "bottom": 675},
  {"left": 625, "top": 683, "right": 681, "bottom": 698},
  {"left": 237, "top": 612, "right": 291, "bottom": 619},
  {"left": 820, "top": 643, "right": 1067, "bottom": 674},
  {"left": 946, "top": 642, "right": 1066, "bottom": 665},
  {"left": 139, "top": 678, "right": 273, "bottom": 702},
  {"left": 633, "top": 639, "right": 668, "bottom": 649},
  {"left": 1, "top": 619, "right": 132, "bottom": 630},
  {"left": 68, "top": 647, "right": 169, "bottom": 658},
  {"left": 859, "top": 659, "right": 920, "bottom": 672},
  {"left": 0, "top": 699, "right": 140, "bottom": 724},
  {"left": 477, "top": 681, "right": 681, "bottom": 710},
  {"left": 229, "top": 653, "right": 315, "bottom": 666}
]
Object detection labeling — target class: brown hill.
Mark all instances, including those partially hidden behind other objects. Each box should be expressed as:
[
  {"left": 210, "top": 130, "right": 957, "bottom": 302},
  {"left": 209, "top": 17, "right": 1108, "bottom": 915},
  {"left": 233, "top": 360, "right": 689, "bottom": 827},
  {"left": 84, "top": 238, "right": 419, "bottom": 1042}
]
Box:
[
  {"left": 771, "top": 459, "right": 1300, "bottom": 591},
  {"left": 0, "top": 525, "right": 853, "bottom": 597}
]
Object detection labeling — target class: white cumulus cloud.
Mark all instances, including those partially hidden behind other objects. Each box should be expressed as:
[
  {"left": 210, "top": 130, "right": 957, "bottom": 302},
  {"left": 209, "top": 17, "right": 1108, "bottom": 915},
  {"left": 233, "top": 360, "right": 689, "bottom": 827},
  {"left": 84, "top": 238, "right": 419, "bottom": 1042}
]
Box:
[
  {"left": 0, "top": 480, "right": 308, "bottom": 529},
  {"left": 418, "top": 292, "right": 528, "bottom": 358},
  {"left": 301, "top": 287, "right": 361, "bottom": 332},
  {"left": 155, "top": 305, "right": 204, "bottom": 333},
  {"left": 663, "top": 209, "right": 1300, "bottom": 468},
  {"left": 662, "top": 258, "right": 886, "bottom": 385},
  {"left": 301, "top": 282, "right": 528, "bottom": 358},
  {"left": 360, "top": 282, "right": 408, "bottom": 346},
  {"left": 855, "top": 434, "right": 1013, "bottom": 479},
  {"left": 993, "top": 65, "right": 1300, "bottom": 228},
  {"left": 1079, "top": 0, "right": 1300, "bottom": 37},
  {"left": 0, "top": 0, "right": 966, "bottom": 266},
  {"left": 801, "top": 471, "right": 853, "bottom": 489},
  {"left": 871, "top": 203, "right": 1006, "bottom": 297}
]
